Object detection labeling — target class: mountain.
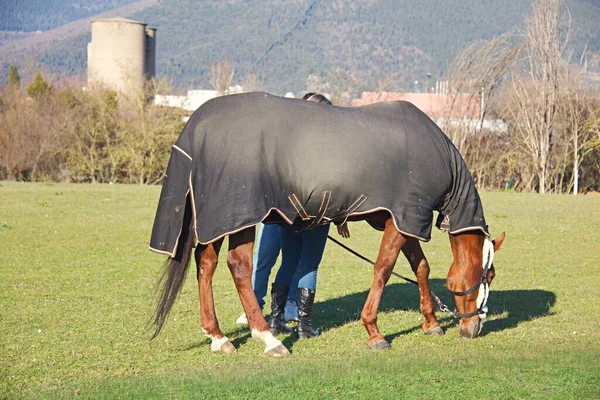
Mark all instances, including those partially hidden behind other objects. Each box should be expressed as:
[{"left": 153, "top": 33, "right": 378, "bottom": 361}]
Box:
[
  {"left": 1, "top": 0, "right": 600, "bottom": 94},
  {"left": 0, "top": 0, "right": 139, "bottom": 32}
]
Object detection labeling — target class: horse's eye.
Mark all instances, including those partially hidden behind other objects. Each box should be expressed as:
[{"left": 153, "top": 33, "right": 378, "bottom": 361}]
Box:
[{"left": 487, "top": 264, "right": 496, "bottom": 284}]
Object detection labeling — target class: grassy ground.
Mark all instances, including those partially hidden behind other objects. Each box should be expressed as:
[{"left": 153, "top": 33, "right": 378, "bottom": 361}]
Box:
[{"left": 1, "top": 182, "right": 599, "bottom": 399}]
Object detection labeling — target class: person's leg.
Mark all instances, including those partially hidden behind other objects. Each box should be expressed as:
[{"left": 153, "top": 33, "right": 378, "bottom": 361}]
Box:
[
  {"left": 288, "top": 267, "right": 301, "bottom": 303},
  {"left": 274, "top": 225, "right": 302, "bottom": 286},
  {"left": 296, "top": 224, "right": 330, "bottom": 338},
  {"left": 284, "top": 266, "right": 301, "bottom": 322},
  {"left": 251, "top": 224, "right": 282, "bottom": 310},
  {"left": 268, "top": 225, "right": 302, "bottom": 334},
  {"left": 296, "top": 224, "right": 329, "bottom": 289}
]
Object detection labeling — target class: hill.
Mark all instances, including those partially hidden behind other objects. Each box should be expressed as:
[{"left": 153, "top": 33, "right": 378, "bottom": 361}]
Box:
[
  {"left": 1, "top": 0, "right": 600, "bottom": 93},
  {"left": 0, "top": 0, "right": 138, "bottom": 32}
]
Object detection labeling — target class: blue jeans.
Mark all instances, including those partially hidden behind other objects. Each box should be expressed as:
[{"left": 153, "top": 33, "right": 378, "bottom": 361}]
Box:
[
  {"left": 251, "top": 224, "right": 302, "bottom": 309},
  {"left": 274, "top": 224, "right": 330, "bottom": 292}
]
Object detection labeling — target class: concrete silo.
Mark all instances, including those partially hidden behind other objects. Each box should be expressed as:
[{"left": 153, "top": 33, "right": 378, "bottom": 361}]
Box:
[{"left": 87, "top": 18, "right": 157, "bottom": 93}]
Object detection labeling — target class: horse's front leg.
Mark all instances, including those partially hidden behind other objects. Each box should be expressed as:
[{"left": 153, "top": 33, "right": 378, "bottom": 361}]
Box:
[
  {"left": 401, "top": 238, "right": 443, "bottom": 335},
  {"left": 195, "top": 240, "right": 236, "bottom": 354},
  {"left": 361, "top": 219, "right": 406, "bottom": 350},
  {"left": 227, "top": 228, "right": 290, "bottom": 357}
]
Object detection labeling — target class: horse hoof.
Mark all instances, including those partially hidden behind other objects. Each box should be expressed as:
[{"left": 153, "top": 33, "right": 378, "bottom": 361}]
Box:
[
  {"left": 424, "top": 326, "right": 445, "bottom": 336},
  {"left": 368, "top": 339, "right": 391, "bottom": 351},
  {"left": 212, "top": 340, "right": 236, "bottom": 354},
  {"left": 265, "top": 344, "right": 291, "bottom": 357}
]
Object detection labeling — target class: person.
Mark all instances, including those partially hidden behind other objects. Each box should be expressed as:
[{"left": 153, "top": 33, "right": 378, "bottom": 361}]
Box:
[
  {"left": 237, "top": 93, "right": 334, "bottom": 326},
  {"left": 237, "top": 93, "right": 350, "bottom": 339}
]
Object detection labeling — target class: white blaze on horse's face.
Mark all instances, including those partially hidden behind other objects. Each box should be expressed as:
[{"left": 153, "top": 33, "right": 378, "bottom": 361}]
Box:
[{"left": 476, "top": 238, "right": 495, "bottom": 321}]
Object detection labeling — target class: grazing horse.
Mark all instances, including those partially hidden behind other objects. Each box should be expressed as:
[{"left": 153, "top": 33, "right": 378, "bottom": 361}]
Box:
[{"left": 149, "top": 92, "right": 504, "bottom": 356}]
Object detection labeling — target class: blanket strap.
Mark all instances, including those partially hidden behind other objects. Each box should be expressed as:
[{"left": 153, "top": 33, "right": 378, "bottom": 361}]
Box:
[
  {"left": 331, "top": 194, "right": 368, "bottom": 225},
  {"left": 288, "top": 193, "right": 311, "bottom": 221},
  {"left": 307, "top": 191, "right": 332, "bottom": 229},
  {"left": 288, "top": 192, "right": 368, "bottom": 228}
]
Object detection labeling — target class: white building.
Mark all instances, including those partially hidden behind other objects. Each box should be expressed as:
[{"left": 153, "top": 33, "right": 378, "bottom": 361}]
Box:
[{"left": 154, "top": 86, "right": 245, "bottom": 111}]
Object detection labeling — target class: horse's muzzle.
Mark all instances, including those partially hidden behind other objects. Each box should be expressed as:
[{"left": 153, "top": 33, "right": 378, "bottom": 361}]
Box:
[{"left": 459, "top": 317, "right": 482, "bottom": 339}]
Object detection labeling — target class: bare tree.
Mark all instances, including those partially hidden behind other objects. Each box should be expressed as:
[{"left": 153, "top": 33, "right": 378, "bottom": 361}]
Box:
[
  {"left": 306, "top": 73, "right": 327, "bottom": 94},
  {"left": 503, "top": 0, "right": 569, "bottom": 193},
  {"left": 0, "top": 76, "right": 186, "bottom": 183},
  {"left": 0, "top": 91, "right": 33, "bottom": 179},
  {"left": 306, "top": 68, "right": 359, "bottom": 106},
  {"left": 241, "top": 72, "right": 262, "bottom": 92},
  {"left": 327, "top": 68, "right": 360, "bottom": 106},
  {"left": 118, "top": 79, "right": 184, "bottom": 184},
  {"left": 558, "top": 70, "right": 591, "bottom": 194},
  {"left": 63, "top": 88, "right": 119, "bottom": 183},
  {"left": 209, "top": 60, "right": 235, "bottom": 95},
  {"left": 0, "top": 86, "right": 67, "bottom": 181},
  {"left": 370, "top": 72, "right": 398, "bottom": 102},
  {"left": 446, "top": 33, "right": 519, "bottom": 155}
]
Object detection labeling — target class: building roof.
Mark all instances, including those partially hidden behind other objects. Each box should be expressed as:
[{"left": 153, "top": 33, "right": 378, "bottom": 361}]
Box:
[
  {"left": 90, "top": 17, "right": 147, "bottom": 26},
  {"left": 352, "top": 92, "right": 480, "bottom": 119}
]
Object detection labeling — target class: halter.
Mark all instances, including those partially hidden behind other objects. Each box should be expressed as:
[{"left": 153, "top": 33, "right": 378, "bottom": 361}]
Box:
[{"left": 446, "top": 238, "right": 494, "bottom": 319}]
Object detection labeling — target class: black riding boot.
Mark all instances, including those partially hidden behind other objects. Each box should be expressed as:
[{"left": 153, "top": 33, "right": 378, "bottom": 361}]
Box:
[
  {"left": 297, "top": 288, "right": 320, "bottom": 339},
  {"left": 268, "top": 283, "right": 293, "bottom": 335}
]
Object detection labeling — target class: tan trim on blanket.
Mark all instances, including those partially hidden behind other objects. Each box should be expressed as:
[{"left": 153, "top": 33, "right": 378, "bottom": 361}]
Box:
[
  {"left": 449, "top": 226, "right": 490, "bottom": 237},
  {"left": 188, "top": 174, "right": 199, "bottom": 246},
  {"left": 148, "top": 246, "right": 177, "bottom": 257},
  {"left": 148, "top": 201, "right": 488, "bottom": 257},
  {"left": 196, "top": 208, "right": 296, "bottom": 245},
  {"left": 173, "top": 144, "right": 192, "bottom": 161},
  {"left": 346, "top": 206, "right": 430, "bottom": 241}
]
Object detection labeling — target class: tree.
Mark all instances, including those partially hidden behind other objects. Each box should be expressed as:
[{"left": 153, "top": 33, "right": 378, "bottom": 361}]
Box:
[
  {"left": 27, "top": 72, "right": 51, "bottom": 99},
  {"left": 447, "top": 33, "right": 519, "bottom": 154},
  {"left": 562, "top": 95, "right": 600, "bottom": 193},
  {"left": 306, "top": 67, "right": 359, "bottom": 106},
  {"left": 556, "top": 69, "right": 598, "bottom": 194},
  {"left": 8, "top": 65, "right": 20, "bottom": 91},
  {"left": 241, "top": 72, "right": 262, "bottom": 92},
  {"left": 504, "top": 0, "right": 567, "bottom": 193},
  {"left": 116, "top": 79, "right": 184, "bottom": 184},
  {"left": 0, "top": 81, "right": 67, "bottom": 181},
  {"left": 209, "top": 60, "right": 235, "bottom": 95}
]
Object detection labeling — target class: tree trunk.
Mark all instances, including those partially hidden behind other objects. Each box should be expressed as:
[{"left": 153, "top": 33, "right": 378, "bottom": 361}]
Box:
[{"left": 573, "top": 131, "right": 579, "bottom": 195}]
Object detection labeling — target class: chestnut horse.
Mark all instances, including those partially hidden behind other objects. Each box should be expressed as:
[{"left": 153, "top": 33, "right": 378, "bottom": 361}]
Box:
[{"left": 148, "top": 93, "right": 504, "bottom": 356}]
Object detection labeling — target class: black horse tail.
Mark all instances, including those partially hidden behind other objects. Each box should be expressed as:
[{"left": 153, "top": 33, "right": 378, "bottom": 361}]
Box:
[{"left": 149, "top": 197, "right": 195, "bottom": 340}]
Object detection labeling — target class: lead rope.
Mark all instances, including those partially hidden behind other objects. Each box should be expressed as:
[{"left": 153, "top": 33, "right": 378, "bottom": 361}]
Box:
[{"left": 326, "top": 235, "right": 454, "bottom": 315}]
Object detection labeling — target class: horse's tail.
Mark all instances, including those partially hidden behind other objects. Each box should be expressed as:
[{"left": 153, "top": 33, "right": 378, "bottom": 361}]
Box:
[{"left": 149, "top": 197, "right": 195, "bottom": 340}]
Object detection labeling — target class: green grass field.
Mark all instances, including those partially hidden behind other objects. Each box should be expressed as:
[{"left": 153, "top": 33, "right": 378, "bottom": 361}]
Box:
[{"left": 1, "top": 182, "right": 599, "bottom": 399}]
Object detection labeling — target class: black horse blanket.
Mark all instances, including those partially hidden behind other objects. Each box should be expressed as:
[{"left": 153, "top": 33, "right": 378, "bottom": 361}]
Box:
[{"left": 150, "top": 92, "right": 488, "bottom": 257}]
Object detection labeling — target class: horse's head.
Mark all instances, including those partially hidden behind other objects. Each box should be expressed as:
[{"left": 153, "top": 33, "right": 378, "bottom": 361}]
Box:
[{"left": 447, "top": 232, "right": 505, "bottom": 338}]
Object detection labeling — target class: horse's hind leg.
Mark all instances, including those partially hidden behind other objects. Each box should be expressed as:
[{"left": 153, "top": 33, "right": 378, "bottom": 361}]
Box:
[
  {"left": 361, "top": 219, "right": 406, "bottom": 350},
  {"left": 195, "top": 239, "right": 236, "bottom": 354},
  {"left": 401, "top": 238, "right": 443, "bottom": 335},
  {"left": 227, "top": 228, "right": 290, "bottom": 357}
]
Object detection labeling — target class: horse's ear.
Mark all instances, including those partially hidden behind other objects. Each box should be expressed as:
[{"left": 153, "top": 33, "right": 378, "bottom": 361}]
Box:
[{"left": 492, "top": 232, "right": 505, "bottom": 252}]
